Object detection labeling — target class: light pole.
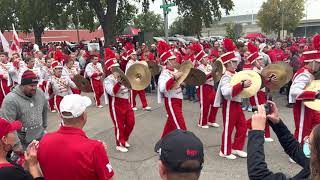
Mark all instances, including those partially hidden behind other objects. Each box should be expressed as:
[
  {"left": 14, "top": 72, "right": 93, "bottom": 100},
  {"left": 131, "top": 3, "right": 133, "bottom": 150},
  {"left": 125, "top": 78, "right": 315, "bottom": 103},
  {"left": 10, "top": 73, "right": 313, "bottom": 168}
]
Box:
[{"left": 304, "top": 0, "right": 309, "bottom": 38}]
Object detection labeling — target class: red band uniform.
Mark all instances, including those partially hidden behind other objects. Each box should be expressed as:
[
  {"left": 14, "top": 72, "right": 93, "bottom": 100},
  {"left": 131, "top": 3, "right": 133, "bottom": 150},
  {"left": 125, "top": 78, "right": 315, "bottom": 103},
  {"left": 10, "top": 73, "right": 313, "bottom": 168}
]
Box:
[
  {"left": 0, "top": 61, "right": 11, "bottom": 107},
  {"left": 85, "top": 60, "right": 104, "bottom": 107}
]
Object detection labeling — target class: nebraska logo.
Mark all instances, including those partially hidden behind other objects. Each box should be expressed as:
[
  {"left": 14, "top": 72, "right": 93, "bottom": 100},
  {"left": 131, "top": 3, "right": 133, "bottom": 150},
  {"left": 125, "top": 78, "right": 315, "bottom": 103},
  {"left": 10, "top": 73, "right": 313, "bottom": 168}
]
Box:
[{"left": 186, "top": 149, "right": 198, "bottom": 156}]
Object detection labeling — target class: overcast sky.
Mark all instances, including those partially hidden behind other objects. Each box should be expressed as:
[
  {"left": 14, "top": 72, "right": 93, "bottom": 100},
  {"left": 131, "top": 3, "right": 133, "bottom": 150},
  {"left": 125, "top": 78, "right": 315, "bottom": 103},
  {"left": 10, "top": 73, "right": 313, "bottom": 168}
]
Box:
[{"left": 143, "top": 0, "right": 320, "bottom": 25}]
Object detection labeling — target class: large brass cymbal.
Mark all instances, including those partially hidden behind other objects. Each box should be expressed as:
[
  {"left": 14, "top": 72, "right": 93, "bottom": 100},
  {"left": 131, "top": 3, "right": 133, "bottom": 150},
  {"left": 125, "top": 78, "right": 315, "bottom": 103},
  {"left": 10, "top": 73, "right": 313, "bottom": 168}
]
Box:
[
  {"left": 110, "top": 67, "right": 132, "bottom": 89},
  {"left": 304, "top": 80, "right": 320, "bottom": 111},
  {"left": 184, "top": 68, "right": 206, "bottom": 86},
  {"left": 314, "top": 71, "right": 320, "bottom": 80},
  {"left": 125, "top": 63, "right": 151, "bottom": 91},
  {"left": 230, "top": 70, "right": 262, "bottom": 98},
  {"left": 261, "top": 63, "right": 292, "bottom": 91},
  {"left": 211, "top": 60, "right": 224, "bottom": 82},
  {"left": 147, "top": 60, "right": 160, "bottom": 76},
  {"left": 173, "top": 61, "right": 193, "bottom": 89},
  {"left": 73, "top": 74, "right": 93, "bottom": 92},
  {"left": 275, "top": 61, "right": 293, "bottom": 82}
]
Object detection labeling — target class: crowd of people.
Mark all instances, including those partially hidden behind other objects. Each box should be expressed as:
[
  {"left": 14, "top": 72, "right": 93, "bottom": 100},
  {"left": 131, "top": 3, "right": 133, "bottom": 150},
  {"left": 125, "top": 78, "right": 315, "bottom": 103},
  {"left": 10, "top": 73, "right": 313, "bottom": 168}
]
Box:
[{"left": 0, "top": 33, "right": 319, "bottom": 179}]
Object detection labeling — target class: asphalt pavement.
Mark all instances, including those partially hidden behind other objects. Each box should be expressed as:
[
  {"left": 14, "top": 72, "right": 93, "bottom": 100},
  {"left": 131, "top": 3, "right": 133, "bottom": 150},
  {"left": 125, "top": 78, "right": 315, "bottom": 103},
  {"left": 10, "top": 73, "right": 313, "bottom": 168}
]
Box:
[{"left": 46, "top": 92, "right": 302, "bottom": 180}]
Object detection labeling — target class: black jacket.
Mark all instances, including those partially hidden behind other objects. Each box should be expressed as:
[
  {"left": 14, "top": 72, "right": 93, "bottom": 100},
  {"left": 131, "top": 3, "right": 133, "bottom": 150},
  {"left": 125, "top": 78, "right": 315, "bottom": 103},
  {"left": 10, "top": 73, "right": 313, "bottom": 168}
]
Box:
[
  {"left": 0, "top": 162, "right": 44, "bottom": 180},
  {"left": 247, "top": 120, "right": 310, "bottom": 180}
]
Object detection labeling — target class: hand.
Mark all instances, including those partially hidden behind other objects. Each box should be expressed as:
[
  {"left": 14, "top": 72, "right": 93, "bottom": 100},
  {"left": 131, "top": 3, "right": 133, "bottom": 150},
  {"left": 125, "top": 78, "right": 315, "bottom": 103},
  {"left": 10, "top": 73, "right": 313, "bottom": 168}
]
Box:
[
  {"left": 242, "top": 79, "right": 252, "bottom": 88},
  {"left": 24, "top": 140, "right": 39, "bottom": 167},
  {"left": 173, "top": 71, "right": 183, "bottom": 80},
  {"left": 251, "top": 105, "right": 267, "bottom": 131},
  {"left": 266, "top": 100, "right": 280, "bottom": 124}
]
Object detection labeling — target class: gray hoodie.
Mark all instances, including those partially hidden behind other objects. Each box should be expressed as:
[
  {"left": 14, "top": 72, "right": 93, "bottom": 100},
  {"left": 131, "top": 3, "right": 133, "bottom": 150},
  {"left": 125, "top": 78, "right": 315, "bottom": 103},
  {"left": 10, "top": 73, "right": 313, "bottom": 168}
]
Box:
[{"left": 0, "top": 86, "right": 48, "bottom": 147}]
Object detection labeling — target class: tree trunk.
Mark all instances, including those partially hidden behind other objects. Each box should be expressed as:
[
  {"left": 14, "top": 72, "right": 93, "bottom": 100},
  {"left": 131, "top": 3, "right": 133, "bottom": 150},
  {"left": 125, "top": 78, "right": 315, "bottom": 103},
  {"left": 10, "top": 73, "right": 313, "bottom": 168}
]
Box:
[
  {"left": 277, "top": 30, "right": 281, "bottom": 40},
  {"left": 104, "top": 0, "right": 117, "bottom": 47},
  {"left": 33, "top": 25, "right": 44, "bottom": 48}
]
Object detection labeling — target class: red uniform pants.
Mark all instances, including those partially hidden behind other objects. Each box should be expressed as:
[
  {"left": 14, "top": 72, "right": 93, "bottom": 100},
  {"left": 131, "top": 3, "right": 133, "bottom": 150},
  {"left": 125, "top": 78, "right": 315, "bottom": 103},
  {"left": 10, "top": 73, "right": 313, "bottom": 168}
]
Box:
[
  {"left": 54, "top": 95, "right": 64, "bottom": 113},
  {"left": 293, "top": 100, "right": 320, "bottom": 144},
  {"left": 0, "top": 79, "right": 10, "bottom": 108},
  {"left": 221, "top": 100, "right": 247, "bottom": 155},
  {"left": 162, "top": 98, "right": 187, "bottom": 137},
  {"left": 108, "top": 95, "right": 135, "bottom": 146},
  {"left": 197, "top": 84, "right": 218, "bottom": 126},
  {"left": 248, "top": 91, "right": 271, "bottom": 138},
  {"left": 130, "top": 90, "right": 148, "bottom": 108},
  {"left": 90, "top": 79, "right": 104, "bottom": 106}
]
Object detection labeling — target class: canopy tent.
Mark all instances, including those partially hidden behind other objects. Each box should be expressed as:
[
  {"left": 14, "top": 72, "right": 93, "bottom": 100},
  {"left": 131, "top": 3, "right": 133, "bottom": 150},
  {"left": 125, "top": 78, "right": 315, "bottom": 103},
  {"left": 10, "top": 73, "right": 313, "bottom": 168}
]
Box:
[
  {"left": 245, "top": 33, "right": 266, "bottom": 39},
  {"left": 122, "top": 26, "right": 141, "bottom": 36}
]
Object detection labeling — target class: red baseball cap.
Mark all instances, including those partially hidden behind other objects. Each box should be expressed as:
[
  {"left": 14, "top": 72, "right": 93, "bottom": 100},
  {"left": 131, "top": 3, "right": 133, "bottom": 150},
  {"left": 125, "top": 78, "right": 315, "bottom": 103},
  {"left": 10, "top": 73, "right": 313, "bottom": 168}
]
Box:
[{"left": 0, "top": 118, "right": 22, "bottom": 138}]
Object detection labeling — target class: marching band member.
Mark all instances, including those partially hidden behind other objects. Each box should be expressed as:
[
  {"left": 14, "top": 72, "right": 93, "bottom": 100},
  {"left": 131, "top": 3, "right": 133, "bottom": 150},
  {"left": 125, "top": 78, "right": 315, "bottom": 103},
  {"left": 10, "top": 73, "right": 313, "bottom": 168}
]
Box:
[
  {"left": 85, "top": 55, "right": 104, "bottom": 108},
  {"left": 104, "top": 48, "right": 135, "bottom": 153},
  {"left": 125, "top": 43, "right": 151, "bottom": 111},
  {"left": 157, "top": 41, "right": 187, "bottom": 137},
  {"left": 34, "top": 51, "right": 45, "bottom": 69},
  {"left": 193, "top": 43, "right": 219, "bottom": 128},
  {"left": 8, "top": 54, "right": 26, "bottom": 86},
  {"left": 289, "top": 34, "right": 320, "bottom": 145},
  {"left": 47, "top": 61, "right": 77, "bottom": 113},
  {"left": 40, "top": 58, "right": 55, "bottom": 112},
  {"left": 214, "top": 38, "right": 251, "bottom": 160},
  {"left": 246, "top": 43, "right": 273, "bottom": 142},
  {"left": 62, "top": 59, "right": 81, "bottom": 94},
  {"left": 0, "top": 52, "right": 11, "bottom": 107},
  {"left": 119, "top": 43, "right": 130, "bottom": 72}
]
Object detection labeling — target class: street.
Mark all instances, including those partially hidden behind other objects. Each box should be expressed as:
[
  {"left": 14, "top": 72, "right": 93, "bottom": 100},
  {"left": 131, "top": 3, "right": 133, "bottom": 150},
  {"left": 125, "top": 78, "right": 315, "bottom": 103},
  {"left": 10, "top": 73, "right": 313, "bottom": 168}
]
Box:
[{"left": 47, "top": 92, "right": 301, "bottom": 180}]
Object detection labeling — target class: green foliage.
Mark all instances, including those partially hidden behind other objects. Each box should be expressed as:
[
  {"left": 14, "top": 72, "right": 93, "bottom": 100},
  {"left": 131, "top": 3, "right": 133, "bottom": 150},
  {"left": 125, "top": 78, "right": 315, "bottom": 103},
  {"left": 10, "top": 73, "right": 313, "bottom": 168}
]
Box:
[
  {"left": 0, "top": 0, "right": 16, "bottom": 32},
  {"left": 114, "top": 0, "right": 137, "bottom": 36},
  {"left": 257, "top": 0, "right": 304, "bottom": 37},
  {"left": 225, "top": 23, "right": 241, "bottom": 41},
  {"left": 133, "top": 11, "right": 164, "bottom": 36}
]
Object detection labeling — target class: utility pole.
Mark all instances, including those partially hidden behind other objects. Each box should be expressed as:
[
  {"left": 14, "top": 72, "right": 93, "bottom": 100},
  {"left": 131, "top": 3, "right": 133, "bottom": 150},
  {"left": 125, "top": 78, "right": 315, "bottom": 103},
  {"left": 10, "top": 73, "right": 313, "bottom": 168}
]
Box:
[
  {"left": 304, "top": 0, "right": 308, "bottom": 38},
  {"left": 160, "top": 0, "right": 176, "bottom": 42}
]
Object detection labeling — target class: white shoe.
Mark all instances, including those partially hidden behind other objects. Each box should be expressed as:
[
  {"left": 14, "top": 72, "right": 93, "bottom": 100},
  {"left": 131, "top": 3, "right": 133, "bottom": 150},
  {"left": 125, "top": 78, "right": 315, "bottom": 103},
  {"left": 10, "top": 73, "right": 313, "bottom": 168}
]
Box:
[
  {"left": 143, "top": 106, "right": 152, "bottom": 111},
  {"left": 51, "top": 110, "right": 57, "bottom": 113},
  {"left": 132, "top": 107, "right": 138, "bottom": 111},
  {"left": 289, "top": 157, "right": 296, "bottom": 163},
  {"left": 125, "top": 142, "right": 131, "bottom": 148},
  {"left": 208, "top": 122, "right": 220, "bottom": 128},
  {"left": 197, "top": 124, "right": 209, "bottom": 129},
  {"left": 232, "top": 150, "right": 247, "bottom": 158},
  {"left": 116, "top": 146, "right": 128, "bottom": 153},
  {"left": 264, "top": 137, "right": 274, "bottom": 142},
  {"left": 97, "top": 105, "right": 103, "bottom": 108},
  {"left": 219, "top": 151, "right": 237, "bottom": 160}
]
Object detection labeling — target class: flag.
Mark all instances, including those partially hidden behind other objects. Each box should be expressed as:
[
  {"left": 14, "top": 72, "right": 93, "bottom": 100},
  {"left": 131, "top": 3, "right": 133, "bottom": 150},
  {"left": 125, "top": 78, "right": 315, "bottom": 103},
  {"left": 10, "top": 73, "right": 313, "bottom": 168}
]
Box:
[
  {"left": 10, "top": 24, "right": 21, "bottom": 53},
  {"left": 0, "top": 31, "right": 10, "bottom": 52}
]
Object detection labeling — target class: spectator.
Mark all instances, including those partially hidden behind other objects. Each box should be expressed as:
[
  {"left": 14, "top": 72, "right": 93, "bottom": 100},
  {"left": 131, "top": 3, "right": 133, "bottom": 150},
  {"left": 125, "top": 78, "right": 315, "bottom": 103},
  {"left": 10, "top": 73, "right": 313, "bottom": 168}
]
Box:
[
  {"left": 268, "top": 41, "right": 285, "bottom": 62},
  {"left": 0, "top": 70, "right": 48, "bottom": 151},
  {"left": 37, "top": 94, "right": 114, "bottom": 180},
  {"left": 0, "top": 118, "right": 43, "bottom": 180},
  {"left": 247, "top": 102, "right": 310, "bottom": 180},
  {"left": 155, "top": 129, "right": 204, "bottom": 180}
]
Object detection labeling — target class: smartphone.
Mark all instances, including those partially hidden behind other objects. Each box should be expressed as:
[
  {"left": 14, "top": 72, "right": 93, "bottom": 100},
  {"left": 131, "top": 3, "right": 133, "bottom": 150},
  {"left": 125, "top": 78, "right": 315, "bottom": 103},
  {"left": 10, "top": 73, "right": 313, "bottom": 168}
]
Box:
[{"left": 251, "top": 104, "right": 271, "bottom": 115}]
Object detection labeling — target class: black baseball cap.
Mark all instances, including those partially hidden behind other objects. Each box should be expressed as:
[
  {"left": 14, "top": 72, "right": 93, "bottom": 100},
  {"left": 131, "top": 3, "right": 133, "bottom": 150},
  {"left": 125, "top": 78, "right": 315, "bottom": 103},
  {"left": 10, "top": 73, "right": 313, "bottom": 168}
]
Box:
[{"left": 154, "top": 129, "right": 204, "bottom": 173}]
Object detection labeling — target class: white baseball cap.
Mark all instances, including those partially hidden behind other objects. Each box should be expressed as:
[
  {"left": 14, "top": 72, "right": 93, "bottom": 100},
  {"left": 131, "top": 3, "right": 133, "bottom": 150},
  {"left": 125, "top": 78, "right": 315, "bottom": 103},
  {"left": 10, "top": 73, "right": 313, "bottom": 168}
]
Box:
[{"left": 60, "top": 94, "right": 92, "bottom": 119}]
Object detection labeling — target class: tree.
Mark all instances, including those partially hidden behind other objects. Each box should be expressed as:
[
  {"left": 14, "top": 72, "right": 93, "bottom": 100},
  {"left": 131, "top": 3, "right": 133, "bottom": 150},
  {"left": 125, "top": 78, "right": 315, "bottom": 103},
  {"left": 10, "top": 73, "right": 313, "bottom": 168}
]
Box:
[
  {"left": 257, "top": 0, "right": 304, "bottom": 38},
  {"left": 225, "top": 23, "right": 243, "bottom": 41},
  {"left": 133, "top": 11, "right": 164, "bottom": 37},
  {"left": 114, "top": 0, "right": 137, "bottom": 36}
]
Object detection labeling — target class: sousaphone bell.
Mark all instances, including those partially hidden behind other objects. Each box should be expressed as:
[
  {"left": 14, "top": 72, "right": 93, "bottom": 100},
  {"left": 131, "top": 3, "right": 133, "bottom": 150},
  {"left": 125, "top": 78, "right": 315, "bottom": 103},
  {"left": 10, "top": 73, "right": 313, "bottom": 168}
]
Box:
[
  {"left": 125, "top": 62, "right": 151, "bottom": 91},
  {"left": 230, "top": 70, "right": 262, "bottom": 98}
]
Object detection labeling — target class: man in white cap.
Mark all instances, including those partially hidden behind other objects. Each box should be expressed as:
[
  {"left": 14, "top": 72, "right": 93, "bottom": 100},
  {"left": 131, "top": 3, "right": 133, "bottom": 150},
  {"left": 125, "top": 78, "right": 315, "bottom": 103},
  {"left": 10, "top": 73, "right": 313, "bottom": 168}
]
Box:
[{"left": 37, "top": 94, "right": 114, "bottom": 180}]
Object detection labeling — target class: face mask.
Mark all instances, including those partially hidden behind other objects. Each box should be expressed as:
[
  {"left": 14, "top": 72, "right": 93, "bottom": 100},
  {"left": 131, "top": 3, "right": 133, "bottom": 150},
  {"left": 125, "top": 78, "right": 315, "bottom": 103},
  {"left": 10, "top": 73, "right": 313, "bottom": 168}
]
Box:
[{"left": 303, "top": 139, "right": 311, "bottom": 158}]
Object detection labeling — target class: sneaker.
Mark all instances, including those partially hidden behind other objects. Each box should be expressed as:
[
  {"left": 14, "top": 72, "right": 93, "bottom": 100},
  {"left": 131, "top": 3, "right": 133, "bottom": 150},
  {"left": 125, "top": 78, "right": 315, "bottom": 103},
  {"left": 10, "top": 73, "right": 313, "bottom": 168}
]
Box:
[
  {"left": 232, "top": 150, "right": 247, "bottom": 158},
  {"left": 143, "top": 106, "right": 152, "bottom": 111},
  {"left": 97, "top": 105, "right": 103, "bottom": 108},
  {"left": 116, "top": 146, "right": 128, "bottom": 153},
  {"left": 289, "top": 157, "right": 296, "bottom": 163},
  {"left": 208, "top": 122, "right": 220, "bottom": 128},
  {"left": 132, "top": 107, "right": 138, "bottom": 111},
  {"left": 219, "top": 151, "right": 237, "bottom": 160},
  {"left": 197, "top": 124, "right": 209, "bottom": 129},
  {"left": 264, "top": 137, "right": 274, "bottom": 142},
  {"left": 51, "top": 110, "right": 57, "bottom": 113},
  {"left": 125, "top": 142, "right": 131, "bottom": 148}
]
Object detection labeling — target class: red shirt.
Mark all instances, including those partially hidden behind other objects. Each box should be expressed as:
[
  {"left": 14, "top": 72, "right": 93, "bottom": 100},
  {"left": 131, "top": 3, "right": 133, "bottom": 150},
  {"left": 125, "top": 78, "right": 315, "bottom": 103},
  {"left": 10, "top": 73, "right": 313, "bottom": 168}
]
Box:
[
  {"left": 269, "top": 48, "right": 285, "bottom": 62},
  {"left": 38, "top": 126, "right": 114, "bottom": 180}
]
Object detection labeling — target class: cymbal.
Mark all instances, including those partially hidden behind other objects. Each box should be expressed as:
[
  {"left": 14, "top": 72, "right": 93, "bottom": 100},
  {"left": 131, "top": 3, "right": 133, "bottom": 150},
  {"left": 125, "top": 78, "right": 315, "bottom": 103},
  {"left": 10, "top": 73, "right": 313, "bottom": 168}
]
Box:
[
  {"left": 73, "top": 74, "right": 93, "bottom": 93},
  {"left": 173, "top": 61, "right": 193, "bottom": 89},
  {"left": 230, "top": 70, "right": 262, "bottom": 98},
  {"left": 211, "top": 60, "right": 224, "bottom": 82},
  {"left": 314, "top": 71, "right": 320, "bottom": 80},
  {"left": 275, "top": 62, "right": 293, "bottom": 82},
  {"left": 110, "top": 67, "right": 132, "bottom": 89},
  {"left": 147, "top": 60, "right": 160, "bottom": 76},
  {"left": 304, "top": 80, "right": 320, "bottom": 111},
  {"left": 184, "top": 68, "right": 206, "bottom": 86},
  {"left": 139, "top": 61, "right": 149, "bottom": 67},
  {"left": 261, "top": 63, "right": 292, "bottom": 91},
  {"left": 125, "top": 63, "right": 151, "bottom": 91}
]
